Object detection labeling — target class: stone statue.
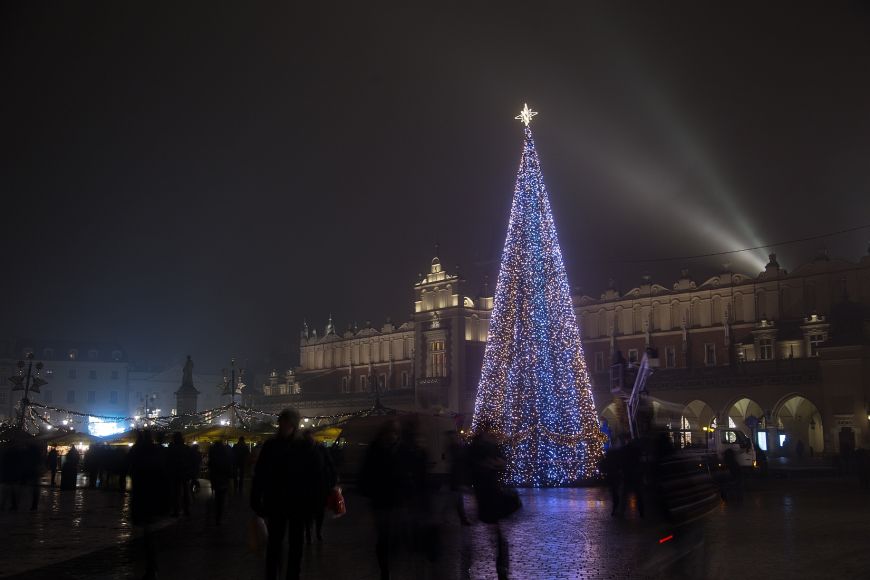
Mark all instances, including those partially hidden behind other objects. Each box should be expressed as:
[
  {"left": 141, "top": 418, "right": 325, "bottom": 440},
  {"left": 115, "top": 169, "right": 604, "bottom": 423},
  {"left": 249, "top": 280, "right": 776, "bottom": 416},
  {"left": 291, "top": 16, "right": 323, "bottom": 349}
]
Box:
[{"left": 182, "top": 355, "right": 194, "bottom": 386}]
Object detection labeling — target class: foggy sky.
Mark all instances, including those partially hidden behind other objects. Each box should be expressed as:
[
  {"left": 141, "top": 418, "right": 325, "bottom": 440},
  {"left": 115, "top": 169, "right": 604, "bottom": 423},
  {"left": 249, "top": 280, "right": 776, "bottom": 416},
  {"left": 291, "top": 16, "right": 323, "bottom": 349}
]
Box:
[{"left": 3, "top": 2, "right": 870, "bottom": 370}]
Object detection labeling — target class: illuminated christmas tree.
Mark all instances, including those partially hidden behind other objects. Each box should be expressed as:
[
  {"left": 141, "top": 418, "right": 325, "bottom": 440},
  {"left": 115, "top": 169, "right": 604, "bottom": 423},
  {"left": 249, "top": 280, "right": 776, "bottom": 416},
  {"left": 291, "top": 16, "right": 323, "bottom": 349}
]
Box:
[{"left": 472, "top": 104, "right": 603, "bottom": 486}]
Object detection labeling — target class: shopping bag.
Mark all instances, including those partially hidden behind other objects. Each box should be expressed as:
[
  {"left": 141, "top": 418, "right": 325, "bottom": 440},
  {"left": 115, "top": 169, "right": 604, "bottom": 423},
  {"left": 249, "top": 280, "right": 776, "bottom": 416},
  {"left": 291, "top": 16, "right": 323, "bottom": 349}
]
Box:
[
  {"left": 247, "top": 516, "right": 268, "bottom": 553},
  {"left": 326, "top": 486, "right": 347, "bottom": 518}
]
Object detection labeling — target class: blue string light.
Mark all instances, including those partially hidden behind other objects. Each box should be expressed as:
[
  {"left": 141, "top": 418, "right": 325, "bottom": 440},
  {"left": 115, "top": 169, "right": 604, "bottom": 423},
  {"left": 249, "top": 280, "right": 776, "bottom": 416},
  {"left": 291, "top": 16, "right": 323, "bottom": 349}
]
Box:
[{"left": 472, "top": 117, "right": 604, "bottom": 486}]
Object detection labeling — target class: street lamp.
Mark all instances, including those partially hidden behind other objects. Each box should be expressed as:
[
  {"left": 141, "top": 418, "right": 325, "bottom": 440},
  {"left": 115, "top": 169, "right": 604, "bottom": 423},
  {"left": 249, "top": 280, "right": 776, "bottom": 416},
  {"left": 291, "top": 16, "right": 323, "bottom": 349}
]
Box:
[
  {"left": 219, "top": 358, "right": 245, "bottom": 426},
  {"left": 9, "top": 352, "right": 48, "bottom": 430}
]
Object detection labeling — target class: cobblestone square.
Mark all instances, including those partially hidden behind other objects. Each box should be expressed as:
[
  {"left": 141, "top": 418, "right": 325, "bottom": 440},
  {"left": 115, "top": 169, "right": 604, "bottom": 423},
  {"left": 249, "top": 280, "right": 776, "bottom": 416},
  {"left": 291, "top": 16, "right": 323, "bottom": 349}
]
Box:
[{"left": 2, "top": 475, "right": 869, "bottom": 580}]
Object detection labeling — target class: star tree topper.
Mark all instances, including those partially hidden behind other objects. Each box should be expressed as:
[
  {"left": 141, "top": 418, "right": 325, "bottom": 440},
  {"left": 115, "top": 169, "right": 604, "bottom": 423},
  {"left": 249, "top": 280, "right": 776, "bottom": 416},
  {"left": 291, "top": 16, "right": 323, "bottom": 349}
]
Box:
[{"left": 515, "top": 103, "right": 538, "bottom": 126}]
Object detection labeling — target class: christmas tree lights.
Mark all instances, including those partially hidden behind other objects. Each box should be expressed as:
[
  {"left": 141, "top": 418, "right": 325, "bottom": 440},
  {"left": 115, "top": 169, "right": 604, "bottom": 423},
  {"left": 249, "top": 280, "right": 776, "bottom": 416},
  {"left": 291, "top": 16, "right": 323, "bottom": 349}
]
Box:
[{"left": 472, "top": 104, "right": 604, "bottom": 486}]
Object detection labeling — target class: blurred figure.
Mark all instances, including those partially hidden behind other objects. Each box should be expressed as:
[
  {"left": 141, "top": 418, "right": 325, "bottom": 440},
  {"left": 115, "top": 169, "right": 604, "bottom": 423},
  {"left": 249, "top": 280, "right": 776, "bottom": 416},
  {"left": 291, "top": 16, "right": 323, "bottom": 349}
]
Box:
[
  {"left": 469, "top": 422, "right": 517, "bottom": 580},
  {"left": 796, "top": 439, "right": 805, "bottom": 460},
  {"left": 722, "top": 448, "right": 743, "bottom": 501},
  {"left": 360, "top": 419, "right": 402, "bottom": 580},
  {"left": 302, "top": 431, "right": 337, "bottom": 544},
  {"left": 0, "top": 441, "right": 22, "bottom": 511},
  {"left": 856, "top": 448, "right": 870, "bottom": 490},
  {"left": 232, "top": 436, "right": 250, "bottom": 495},
  {"left": 621, "top": 436, "right": 644, "bottom": 517},
  {"left": 251, "top": 408, "right": 320, "bottom": 580},
  {"left": 128, "top": 430, "right": 171, "bottom": 580},
  {"left": 85, "top": 445, "right": 101, "bottom": 488},
  {"left": 395, "top": 417, "right": 435, "bottom": 561},
  {"left": 47, "top": 447, "right": 60, "bottom": 487},
  {"left": 60, "top": 446, "right": 81, "bottom": 490},
  {"left": 208, "top": 441, "right": 233, "bottom": 526},
  {"left": 188, "top": 443, "right": 203, "bottom": 494},
  {"left": 600, "top": 440, "right": 623, "bottom": 516},
  {"left": 167, "top": 432, "right": 191, "bottom": 517},
  {"left": 447, "top": 430, "right": 472, "bottom": 526},
  {"left": 22, "top": 440, "right": 43, "bottom": 511}
]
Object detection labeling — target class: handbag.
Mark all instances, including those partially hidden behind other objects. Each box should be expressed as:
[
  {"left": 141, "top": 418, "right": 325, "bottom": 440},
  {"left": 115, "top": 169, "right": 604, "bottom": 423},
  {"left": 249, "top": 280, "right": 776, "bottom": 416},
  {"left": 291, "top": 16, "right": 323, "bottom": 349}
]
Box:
[{"left": 326, "top": 486, "right": 347, "bottom": 518}]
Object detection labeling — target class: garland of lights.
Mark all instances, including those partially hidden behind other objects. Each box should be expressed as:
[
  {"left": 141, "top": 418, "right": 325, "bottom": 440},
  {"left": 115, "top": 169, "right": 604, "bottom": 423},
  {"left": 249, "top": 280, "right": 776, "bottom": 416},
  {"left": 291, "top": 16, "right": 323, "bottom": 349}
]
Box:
[{"left": 471, "top": 105, "right": 604, "bottom": 486}]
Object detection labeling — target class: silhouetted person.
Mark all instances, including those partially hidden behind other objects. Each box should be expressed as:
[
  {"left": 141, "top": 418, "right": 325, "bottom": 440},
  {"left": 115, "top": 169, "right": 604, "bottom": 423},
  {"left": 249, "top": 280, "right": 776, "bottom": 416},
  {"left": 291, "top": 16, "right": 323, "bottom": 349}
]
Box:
[
  {"left": 47, "top": 447, "right": 60, "bottom": 487},
  {"left": 60, "top": 446, "right": 80, "bottom": 490},
  {"left": 447, "top": 430, "right": 471, "bottom": 526},
  {"left": 85, "top": 446, "right": 101, "bottom": 488},
  {"left": 359, "top": 419, "right": 402, "bottom": 580},
  {"left": 251, "top": 408, "right": 320, "bottom": 580},
  {"left": 188, "top": 443, "right": 202, "bottom": 494},
  {"left": 601, "top": 442, "right": 623, "bottom": 516},
  {"left": 302, "top": 431, "right": 336, "bottom": 544},
  {"left": 0, "top": 441, "right": 22, "bottom": 511},
  {"left": 723, "top": 447, "right": 743, "bottom": 501},
  {"left": 167, "top": 432, "right": 191, "bottom": 517},
  {"left": 208, "top": 441, "right": 233, "bottom": 526},
  {"left": 856, "top": 449, "right": 870, "bottom": 490},
  {"left": 621, "top": 437, "right": 644, "bottom": 517},
  {"left": 129, "top": 430, "right": 171, "bottom": 580},
  {"left": 796, "top": 439, "right": 805, "bottom": 460},
  {"left": 232, "top": 436, "right": 250, "bottom": 494},
  {"left": 22, "top": 441, "right": 43, "bottom": 511},
  {"left": 469, "top": 423, "right": 517, "bottom": 580}
]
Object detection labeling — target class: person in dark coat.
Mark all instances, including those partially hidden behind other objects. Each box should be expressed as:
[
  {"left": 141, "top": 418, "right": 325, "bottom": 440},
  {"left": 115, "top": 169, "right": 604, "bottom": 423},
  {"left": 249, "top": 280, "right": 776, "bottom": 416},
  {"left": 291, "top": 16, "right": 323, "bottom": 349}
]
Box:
[
  {"left": 0, "top": 442, "right": 22, "bottom": 511},
  {"left": 128, "top": 430, "right": 171, "bottom": 580},
  {"left": 47, "top": 447, "right": 60, "bottom": 488},
  {"left": 601, "top": 442, "right": 623, "bottom": 516},
  {"left": 232, "top": 436, "right": 250, "bottom": 495},
  {"left": 251, "top": 408, "right": 320, "bottom": 580},
  {"left": 359, "top": 419, "right": 402, "bottom": 580},
  {"left": 469, "top": 423, "right": 513, "bottom": 580},
  {"left": 167, "top": 432, "right": 191, "bottom": 517},
  {"left": 60, "top": 446, "right": 81, "bottom": 490},
  {"left": 21, "top": 441, "right": 43, "bottom": 511},
  {"left": 188, "top": 443, "right": 202, "bottom": 494},
  {"left": 621, "top": 437, "right": 645, "bottom": 517},
  {"left": 302, "top": 431, "right": 336, "bottom": 544},
  {"left": 208, "top": 441, "right": 233, "bottom": 526}
]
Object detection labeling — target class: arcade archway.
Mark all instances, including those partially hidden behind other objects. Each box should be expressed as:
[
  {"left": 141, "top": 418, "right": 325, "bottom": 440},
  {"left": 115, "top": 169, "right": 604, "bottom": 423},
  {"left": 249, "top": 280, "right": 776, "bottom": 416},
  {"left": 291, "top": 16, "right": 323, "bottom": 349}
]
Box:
[
  {"left": 679, "top": 400, "right": 716, "bottom": 448},
  {"left": 775, "top": 395, "right": 823, "bottom": 456}
]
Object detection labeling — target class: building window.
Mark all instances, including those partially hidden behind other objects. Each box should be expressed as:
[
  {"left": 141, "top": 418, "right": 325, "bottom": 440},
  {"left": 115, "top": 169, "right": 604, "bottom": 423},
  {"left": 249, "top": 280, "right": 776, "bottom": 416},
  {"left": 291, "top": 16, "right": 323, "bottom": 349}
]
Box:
[
  {"left": 594, "top": 352, "right": 604, "bottom": 373},
  {"left": 87, "top": 391, "right": 96, "bottom": 403},
  {"left": 737, "top": 347, "right": 746, "bottom": 363},
  {"left": 68, "top": 368, "right": 77, "bottom": 379},
  {"left": 43, "top": 348, "right": 54, "bottom": 359},
  {"left": 110, "top": 391, "right": 118, "bottom": 404},
  {"left": 66, "top": 390, "right": 75, "bottom": 403},
  {"left": 0, "top": 391, "right": 7, "bottom": 405},
  {"left": 627, "top": 349, "right": 639, "bottom": 365},
  {"left": 112, "top": 350, "right": 122, "bottom": 361},
  {"left": 401, "top": 371, "right": 409, "bottom": 388},
  {"left": 45, "top": 369, "right": 54, "bottom": 377},
  {"left": 429, "top": 340, "right": 446, "bottom": 377},
  {"left": 809, "top": 334, "right": 825, "bottom": 357},
  {"left": 379, "top": 374, "right": 387, "bottom": 391},
  {"left": 44, "top": 389, "right": 52, "bottom": 403},
  {"left": 704, "top": 344, "right": 716, "bottom": 367},
  {"left": 341, "top": 377, "right": 349, "bottom": 393},
  {"left": 666, "top": 347, "right": 676, "bottom": 368},
  {"left": 89, "top": 370, "right": 97, "bottom": 380},
  {"left": 88, "top": 350, "right": 99, "bottom": 360},
  {"left": 759, "top": 338, "right": 774, "bottom": 361},
  {"left": 359, "top": 375, "right": 368, "bottom": 392},
  {"left": 68, "top": 350, "right": 78, "bottom": 361},
  {"left": 111, "top": 370, "right": 119, "bottom": 380}
]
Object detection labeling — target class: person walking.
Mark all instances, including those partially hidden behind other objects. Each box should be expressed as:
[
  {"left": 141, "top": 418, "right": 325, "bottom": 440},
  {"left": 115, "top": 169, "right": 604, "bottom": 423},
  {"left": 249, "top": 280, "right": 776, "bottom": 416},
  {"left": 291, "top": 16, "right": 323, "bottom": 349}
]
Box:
[
  {"left": 128, "top": 430, "right": 171, "bottom": 580},
  {"left": 47, "top": 447, "right": 59, "bottom": 488},
  {"left": 60, "top": 446, "right": 80, "bottom": 490},
  {"left": 302, "top": 431, "right": 336, "bottom": 544},
  {"left": 601, "top": 442, "right": 623, "bottom": 517},
  {"left": 167, "top": 432, "right": 191, "bottom": 517},
  {"left": 360, "top": 419, "right": 402, "bottom": 580},
  {"left": 232, "top": 436, "right": 250, "bottom": 495},
  {"left": 469, "top": 422, "right": 518, "bottom": 580},
  {"left": 208, "top": 441, "right": 233, "bottom": 526},
  {"left": 251, "top": 408, "right": 320, "bottom": 580}
]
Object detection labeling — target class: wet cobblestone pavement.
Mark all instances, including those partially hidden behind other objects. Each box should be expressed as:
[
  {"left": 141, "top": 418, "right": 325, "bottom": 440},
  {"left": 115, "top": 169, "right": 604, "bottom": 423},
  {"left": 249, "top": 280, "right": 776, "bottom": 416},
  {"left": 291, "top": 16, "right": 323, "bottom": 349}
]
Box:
[{"left": 2, "top": 476, "right": 870, "bottom": 579}]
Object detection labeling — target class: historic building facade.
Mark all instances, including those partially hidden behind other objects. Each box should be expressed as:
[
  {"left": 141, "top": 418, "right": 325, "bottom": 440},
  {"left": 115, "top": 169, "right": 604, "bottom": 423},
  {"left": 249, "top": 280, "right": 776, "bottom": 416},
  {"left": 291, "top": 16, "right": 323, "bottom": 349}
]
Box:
[{"left": 259, "top": 249, "right": 870, "bottom": 455}]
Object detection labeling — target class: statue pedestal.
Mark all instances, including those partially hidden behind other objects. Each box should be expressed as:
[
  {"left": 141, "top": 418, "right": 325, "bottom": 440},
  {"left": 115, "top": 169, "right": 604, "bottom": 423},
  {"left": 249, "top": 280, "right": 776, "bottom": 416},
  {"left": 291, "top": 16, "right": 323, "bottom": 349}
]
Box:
[{"left": 176, "top": 384, "right": 200, "bottom": 416}]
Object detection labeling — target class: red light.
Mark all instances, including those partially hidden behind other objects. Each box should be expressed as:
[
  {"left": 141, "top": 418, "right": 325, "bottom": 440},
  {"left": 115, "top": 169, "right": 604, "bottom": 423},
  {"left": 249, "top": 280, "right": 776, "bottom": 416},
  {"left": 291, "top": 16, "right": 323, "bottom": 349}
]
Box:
[{"left": 658, "top": 534, "right": 674, "bottom": 544}]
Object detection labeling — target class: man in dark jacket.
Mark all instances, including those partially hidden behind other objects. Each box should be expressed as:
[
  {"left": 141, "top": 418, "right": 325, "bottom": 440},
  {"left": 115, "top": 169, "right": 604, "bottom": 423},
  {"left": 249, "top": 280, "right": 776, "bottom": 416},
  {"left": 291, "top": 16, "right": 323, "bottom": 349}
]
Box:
[
  {"left": 129, "top": 430, "right": 170, "bottom": 580},
  {"left": 251, "top": 408, "right": 320, "bottom": 580},
  {"left": 232, "top": 436, "right": 250, "bottom": 495}
]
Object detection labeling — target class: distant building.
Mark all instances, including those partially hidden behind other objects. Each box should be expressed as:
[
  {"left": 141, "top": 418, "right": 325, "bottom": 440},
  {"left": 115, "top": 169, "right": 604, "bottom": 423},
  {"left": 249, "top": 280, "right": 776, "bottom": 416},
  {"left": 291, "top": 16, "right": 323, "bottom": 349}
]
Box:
[
  {"left": 256, "top": 248, "right": 870, "bottom": 455},
  {"left": 0, "top": 339, "right": 128, "bottom": 429}
]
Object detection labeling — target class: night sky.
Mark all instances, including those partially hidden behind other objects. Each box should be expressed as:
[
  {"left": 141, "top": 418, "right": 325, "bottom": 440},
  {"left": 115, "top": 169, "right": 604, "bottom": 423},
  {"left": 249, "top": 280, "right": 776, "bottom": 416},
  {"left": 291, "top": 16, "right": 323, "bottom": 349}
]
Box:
[{"left": 3, "top": 2, "right": 870, "bottom": 370}]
